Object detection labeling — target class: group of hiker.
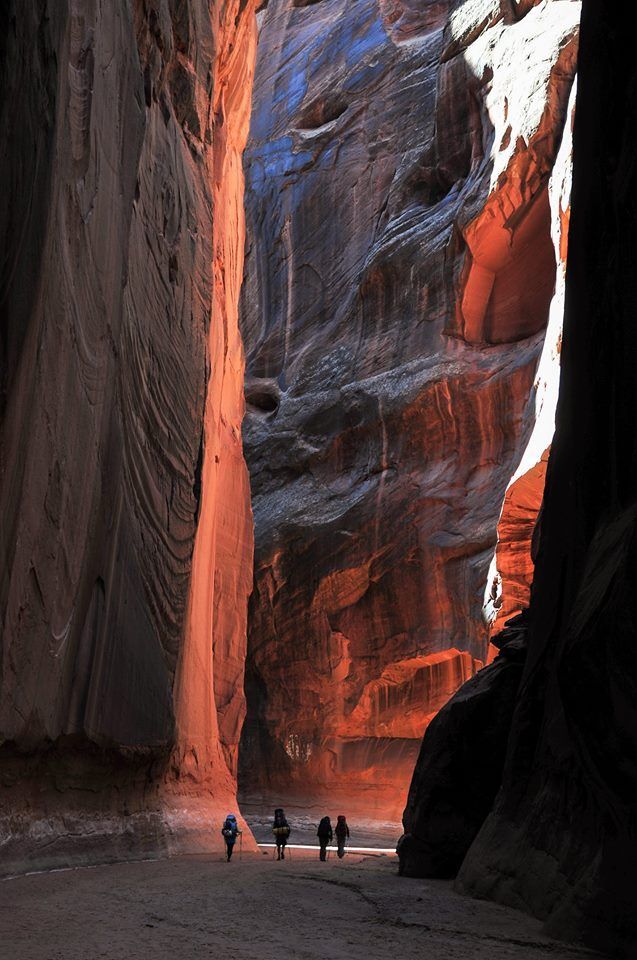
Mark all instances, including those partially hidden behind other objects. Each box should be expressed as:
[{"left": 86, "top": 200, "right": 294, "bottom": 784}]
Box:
[
  {"left": 316, "top": 813, "right": 350, "bottom": 862},
  {"left": 272, "top": 808, "right": 350, "bottom": 861},
  {"left": 221, "top": 809, "right": 350, "bottom": 862}
]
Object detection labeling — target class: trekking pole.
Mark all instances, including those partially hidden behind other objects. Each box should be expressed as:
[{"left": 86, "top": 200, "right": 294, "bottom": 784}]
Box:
[{"left": 240, "top": 833, "right": 243, "bottom": 860}]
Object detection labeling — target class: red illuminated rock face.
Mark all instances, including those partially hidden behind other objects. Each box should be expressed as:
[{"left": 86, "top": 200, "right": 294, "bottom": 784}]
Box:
[
  {"left": 239, "top": 0, "right": 579, "bottom": 815},
  {"left": 0, "top": 0, "right": 256, "bottom": 874},
  {"left": 344, "top": 650, "right": 483, "bottom": 741},
  {"left": 489, "top": 451, "right": 548, "bottom": 637},
  {"left": 487, "top": 77, "right": 574, "bottom": 640}
]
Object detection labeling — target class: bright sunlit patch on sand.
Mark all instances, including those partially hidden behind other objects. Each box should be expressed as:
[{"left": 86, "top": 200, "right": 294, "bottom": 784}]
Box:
[{"left": 259, "top": 843, "right": 396, "bottom": 854}]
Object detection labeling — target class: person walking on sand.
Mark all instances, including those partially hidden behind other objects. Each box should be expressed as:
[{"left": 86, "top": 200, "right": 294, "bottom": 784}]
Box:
[
  {"left": 221, "top": 813, "right": 241, "bottom": 862},
  {"left": 272, "top": 807, "right": 291, "bottom": 860},
  {"left": 317, "top": 815, "right": 333, "bottom": 861},
  {"left": 335, "top": 815, "right": 349, "bottom": 858}
]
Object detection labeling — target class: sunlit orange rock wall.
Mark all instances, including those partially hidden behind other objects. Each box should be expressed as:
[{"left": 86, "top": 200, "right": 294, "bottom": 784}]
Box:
[
  {"left": 486, "top": 80, "right": 574, "bottom": 643},
  {"left": 489, "top": 453, "right": 548, "bottom": 637},
  {"left": 239, "top": 0, "right": 579, "bottom": 816},
  {"left": 0, "top": 0, "right": 256, "bottom": 875}
]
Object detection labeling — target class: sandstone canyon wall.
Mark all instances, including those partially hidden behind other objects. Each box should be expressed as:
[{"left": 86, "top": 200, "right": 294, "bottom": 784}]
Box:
[
  {"left": 239, "top": 0, "right": 579, "bottom": 817},
  {"left": 0, "top": 0, "right": 256, "bottom": 875},
  {"left": 402, "top": 2, "right": 637, "bottom": 954},
  {"left": 457, "top": 3, "right": 637, "bottom": 952},
  {"left": 487, "top": 69, "right": 575, "bottom": 638}
]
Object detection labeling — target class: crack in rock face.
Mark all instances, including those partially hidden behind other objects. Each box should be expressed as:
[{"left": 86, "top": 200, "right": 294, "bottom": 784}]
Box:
[{"left": 239, "top": 0, "right": 580, "bottom": 818}]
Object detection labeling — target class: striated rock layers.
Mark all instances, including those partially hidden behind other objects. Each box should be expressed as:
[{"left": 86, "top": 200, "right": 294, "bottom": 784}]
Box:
[
  {"left": 0, "top": 0, "right": 256, "bottom": 874},
  {"left": 239, "top": 0, "right": 579, "bottom": 815}
]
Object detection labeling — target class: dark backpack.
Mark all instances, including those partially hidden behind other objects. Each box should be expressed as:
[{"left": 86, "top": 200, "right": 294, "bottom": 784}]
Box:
[{"left": 317, "top": 816, "right": 331, "bottom": 837}]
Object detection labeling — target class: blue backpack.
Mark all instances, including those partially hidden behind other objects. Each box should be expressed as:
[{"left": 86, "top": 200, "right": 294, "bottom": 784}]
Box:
[{"left": 222, "top": 817, "right": 238, "bottom": 840}]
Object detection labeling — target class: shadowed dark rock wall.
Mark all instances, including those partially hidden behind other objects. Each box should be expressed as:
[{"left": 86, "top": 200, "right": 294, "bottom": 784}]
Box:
[
  {"left": 457, "top": 4, "right": 637, "bottom": 953},
  {"left": 239, "top": 0, "right": 579, "bottom": 817},
  {"left": 0, "top": 0, "right": 256, "bottom": 874},
  {"left": 399, "top": 614, "right": 526, "bottom": 879},
  {"left": 402, "top": 2, "right": 637, "bottom": 954}
]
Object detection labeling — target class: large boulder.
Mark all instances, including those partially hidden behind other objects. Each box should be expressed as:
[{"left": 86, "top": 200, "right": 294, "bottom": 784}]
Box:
[{"left": 398, "top": 616, "right": 526, "bottom": 877}]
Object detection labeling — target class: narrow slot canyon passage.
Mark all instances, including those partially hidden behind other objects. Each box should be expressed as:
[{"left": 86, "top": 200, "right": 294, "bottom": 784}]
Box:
[
  {"left": 236, "top": 0, "right": 577, "bottom": 834},
  {"left": 2, "top": 1, "right": 637, "bottom": 959}
]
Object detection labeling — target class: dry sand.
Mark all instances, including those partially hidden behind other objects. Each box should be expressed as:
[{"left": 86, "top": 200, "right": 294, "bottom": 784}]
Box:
[{"left": 0, "top": 850, "right": 602, "bottom": 960}]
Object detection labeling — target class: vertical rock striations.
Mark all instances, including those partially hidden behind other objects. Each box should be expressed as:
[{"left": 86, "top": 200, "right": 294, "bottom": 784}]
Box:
[
  {"left": 0, "top": 0, "right": 256, "bottom": 874},
  {"left": 239, "top": 0, "right": 579, "bottom": 815}
]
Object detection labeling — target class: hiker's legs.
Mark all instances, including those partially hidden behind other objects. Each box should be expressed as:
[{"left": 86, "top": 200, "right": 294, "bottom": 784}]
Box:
[
  {"left": 276, "top": 842, "right": 282, "bottom": 860},
  {"left": 319, "top": 841, "right": 327, "bottom": 861},
  {"left": 337, "top": 842, "right": 345, "bottom": 859},
  {"left": 281, "top": 842, "right": 286, "bottom": 859},
  {"left": 226, "top": 842, "right": 234, "bottom": 861}
]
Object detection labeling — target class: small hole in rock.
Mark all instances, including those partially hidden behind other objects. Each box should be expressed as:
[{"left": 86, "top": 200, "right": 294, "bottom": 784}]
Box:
[
  {"left": 297, "top": 95, "right": 348, "bottom": 130},
  {"left": 169, "top": 254, "right": 178, "bottom": 284},
  {"left": 408, "top": 165, "right": 453, "bottom": 207},
  {"left": 245, "top": 382, "right": 280, "bottom": 416}
]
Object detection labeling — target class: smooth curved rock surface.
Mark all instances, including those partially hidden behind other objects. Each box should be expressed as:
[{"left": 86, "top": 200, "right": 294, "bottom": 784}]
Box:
[
  {"left": 0, "top": 0, "right": 256, "bottom": 874},
  {"left": 239, "top": 0, "right": 579, "bottom": 815},
  {"left": 455, "top": 4, "right": 637, "bottom": 954}
]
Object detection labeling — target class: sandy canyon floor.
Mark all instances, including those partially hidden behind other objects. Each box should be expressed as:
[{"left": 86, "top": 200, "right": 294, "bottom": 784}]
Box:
[{"left": 0, "top": 851, "right": 603, "bottom": 960}]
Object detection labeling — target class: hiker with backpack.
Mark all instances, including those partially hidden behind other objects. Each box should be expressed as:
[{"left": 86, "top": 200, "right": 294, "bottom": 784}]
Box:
[
  {"left": 221, "top": 813, "right": 241, "bottom": 862},
  {"left": 335, "top": 815, "right": 350, "bottom": 858},
  {"left": 317, "top": 815, "right": 333, "bottom": 861},
  {"left": 272, "top": 807, "right": 291, "bottom": 860}
]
